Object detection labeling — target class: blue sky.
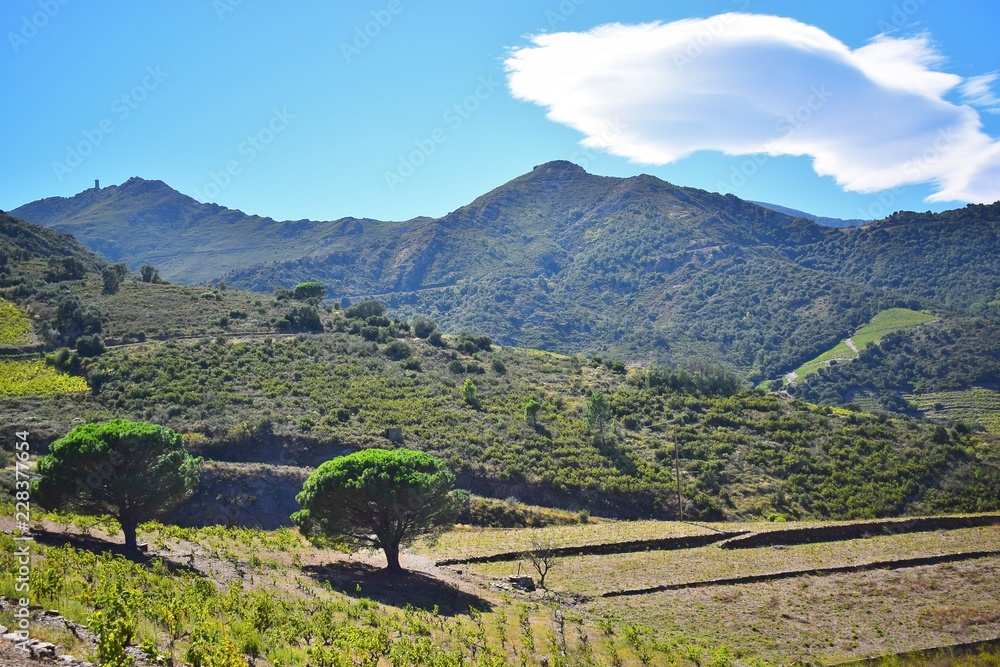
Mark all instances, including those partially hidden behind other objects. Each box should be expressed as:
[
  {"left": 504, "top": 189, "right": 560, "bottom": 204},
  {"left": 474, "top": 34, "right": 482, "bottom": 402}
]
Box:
[{"left": 1, "top": 0, "right": 998, "bottom": 223}]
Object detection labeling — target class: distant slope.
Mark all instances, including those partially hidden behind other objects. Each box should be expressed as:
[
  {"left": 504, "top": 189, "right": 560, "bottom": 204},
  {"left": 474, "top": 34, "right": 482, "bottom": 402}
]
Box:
[
  {"left": 793, "top": 316, "right": 1000, "bottom": 416},
  {"left": 11, "top": 178, "right": 421, "bottom": 284},
  {"left": 787, "top": 308, "right": 938, "bottom": 382},
  {"left": 225, "top": 161, "right": 914, "bottom": 380},
  {"left": 799, "top": 204, "right": 1000, "bottom": 310},
  {"left": 752, "top": 201, "right": 866, "bottom": 227}
]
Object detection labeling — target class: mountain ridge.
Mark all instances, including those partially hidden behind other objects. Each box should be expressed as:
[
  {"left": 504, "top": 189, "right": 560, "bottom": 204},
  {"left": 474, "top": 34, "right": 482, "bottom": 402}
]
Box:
[{"left": 12, "top": 163, "right": 1000, "bottom": 381}]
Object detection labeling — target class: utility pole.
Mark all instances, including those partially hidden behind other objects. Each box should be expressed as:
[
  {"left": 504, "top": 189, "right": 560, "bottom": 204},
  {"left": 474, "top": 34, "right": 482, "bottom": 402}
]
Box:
[{"left": 674, "top": 425, "right": 682, "bottom": 522}]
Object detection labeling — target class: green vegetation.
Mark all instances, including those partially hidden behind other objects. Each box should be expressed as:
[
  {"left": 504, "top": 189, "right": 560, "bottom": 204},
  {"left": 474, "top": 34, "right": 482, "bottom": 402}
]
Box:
[
  {"left": 850, "top": 308, "right": 938, "bottom": 348},
  {"left": 788, "top": 340, "right": 855, "bottom": 380},
  {"left": 5, "top": 325, "right": 991, "bottom": 521},
  {"left": 788, "top": 308, "right": 938, "bottom": 381},
  {"left": 910, "top": 387, "right": 1000, "bottom": 435},
  {"left": 0, "top": 296, "right": 32, "bottom": 345},
  {"left": 796, "top": 317, "right": 1000, "bottom": 420},
  {"left": 33, "top": 419, "right": 203, "bottom": 551},
  {"left": 292, "top": 448, "right": 458, "bottom": 571},
  {"left": 0, "top": 359, "right": 88, "bottom": 396}
]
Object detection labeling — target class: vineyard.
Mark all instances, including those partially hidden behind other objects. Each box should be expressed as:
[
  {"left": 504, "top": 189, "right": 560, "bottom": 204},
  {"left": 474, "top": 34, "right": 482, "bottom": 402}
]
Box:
[
  {"left": 0, "top": 297, "right": 32, "bottom": 346},
  {"left": 0, "top": 516, "right": 753, "bottom": 667},
  {"left": 787, "top": 308, "right": 938, "bottom": 382},
  {"left": 910, "top": 387, "right": 1000, "bottom": 435},
  {"left": 2, "top": 512, "right": 1000, "bottom": 665},
  {"left": 0, "top": 359, "right": 88, "bottom": 397}
]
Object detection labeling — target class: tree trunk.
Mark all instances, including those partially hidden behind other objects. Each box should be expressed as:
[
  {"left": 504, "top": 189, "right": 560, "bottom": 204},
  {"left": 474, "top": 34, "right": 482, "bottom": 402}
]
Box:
[
  {"left": 121, "top": 518, "right": 138, "bottom": 554},
  {"left": 383, "top": 541, "right": 402, "bottom": 573}
]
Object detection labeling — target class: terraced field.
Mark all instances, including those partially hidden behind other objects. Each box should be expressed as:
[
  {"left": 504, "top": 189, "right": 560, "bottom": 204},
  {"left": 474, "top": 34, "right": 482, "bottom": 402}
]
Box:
[
  {"left": 910, "top": 387, "right": 1000, "bottom": 435},
  {"left": 436, "top": 516, "right": 1000, "bottom": 664}
]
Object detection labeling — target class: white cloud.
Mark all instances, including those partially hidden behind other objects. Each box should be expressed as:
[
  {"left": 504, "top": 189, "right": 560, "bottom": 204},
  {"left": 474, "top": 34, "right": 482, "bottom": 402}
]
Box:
[
  {"left": 960, "top": 73, "right": 1000, "bottom": 114},
  {"left": 504, "top": 14, "right": 1000, "bottom": 204}
]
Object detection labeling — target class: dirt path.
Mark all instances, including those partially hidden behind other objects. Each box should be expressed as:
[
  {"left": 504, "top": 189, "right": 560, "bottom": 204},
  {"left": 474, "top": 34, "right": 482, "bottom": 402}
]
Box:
[{"left": 845, "top": 337, "right": 858, "bottom": 355}]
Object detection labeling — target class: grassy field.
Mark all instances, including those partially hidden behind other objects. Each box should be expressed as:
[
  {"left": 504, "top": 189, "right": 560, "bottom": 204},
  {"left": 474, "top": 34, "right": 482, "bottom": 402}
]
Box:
[
  {"left": 789, "top": 308, "right": 938, "bottom": 381},
  {"left": 851, "top": 308, "right": 939, "bottom": 348},
  {"left": 910, "top": 387, "right": 1000, "bottom": 435},
  {"left": 2, "top": 511, "right": 997, "bottom": 666},
  {"left": 0, "top": 359, "right": 89, "bottom": 397},
  {"left": 416, "top": 520, "right": 718, "bottom": 561},
  {"left": 443, "top": 519, "right": 1000, "bottom": 664},
  {"left": 0, "top": 297, "right": 32, "bottom": 346},
  {"left": 464, "top": 525, "right": 1000, "bottom": 596}
]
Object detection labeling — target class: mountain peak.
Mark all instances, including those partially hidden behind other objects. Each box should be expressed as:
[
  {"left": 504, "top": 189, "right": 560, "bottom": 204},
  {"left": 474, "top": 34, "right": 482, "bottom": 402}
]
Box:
[{"left": 529, "top": 160, "right": 589, "bottom": 179}]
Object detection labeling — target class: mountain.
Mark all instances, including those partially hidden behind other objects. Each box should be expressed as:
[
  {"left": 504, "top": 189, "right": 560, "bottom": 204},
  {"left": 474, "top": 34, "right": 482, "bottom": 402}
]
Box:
[
  {"left": 0, "top": 209, "right": 104, "bottom": 270},
  {"left": 222, "top": 161, "right": 954, "bottom": 380},
  {"left": 751, "top": 201, "right": 866, "bottom": 227},
  {"left": 15, "top": 163, "right": 1000, "bottom": 383},
  {"left": 11, "top": 177, "right": 423, "bottom": 284}
]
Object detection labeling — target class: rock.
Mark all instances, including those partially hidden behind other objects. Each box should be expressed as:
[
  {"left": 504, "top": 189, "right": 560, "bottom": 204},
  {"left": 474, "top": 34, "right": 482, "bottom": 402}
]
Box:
[
  {"left": 1, "top": 632, "right": 22, "bottom": 641},
  {"left": 0, "top": 626, "right": 6, "bottom": 634},
  {"left": 31, "top": 641, "right": 57, "bottom": 657},
  {"left": 43, "top": 609, "right": 61, "bottom": 616},
  {"left": 507, "top": 575, "right": 536, "bottom": 591}
]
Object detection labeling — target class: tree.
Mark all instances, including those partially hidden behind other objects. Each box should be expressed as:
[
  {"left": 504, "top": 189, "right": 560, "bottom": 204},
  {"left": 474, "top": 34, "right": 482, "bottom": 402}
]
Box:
[
  {"left": 461, "top": 378, "right": 479, "bottom": 409},
  {"left": 411, "top": 315, "right": 437, "bottom": 339},
  {"left": 32, "top": 420, "right": 202, "bottom": 552},
  {"left": 585, "top": 392, "right": 613, "bottom": 447},
  {"left": 101, "top": 263, "right": 128, "bottom": 294},
  {"left": 524, "top": 535, "right": 559, "bottom": 589},
  {"left": 344, "top": 300, "right": 386, "bottom": 320},
  {"left": 139, "top": 264, "right": 162, "bottom": 283},
  {"left": 293, "top": 281, "right": 326, "bottom": 301},
  {"left": 46, "top": 256, "right": 87, "bottom": 282},
  {"left": 284, "top": 305, "right": 323, "bottom": 332},
  {"left": 292, "top": 448, "right": 458, "bottom": 572},
  {"left": 524, "top": 399, "right": 541, "bottom": 426}
]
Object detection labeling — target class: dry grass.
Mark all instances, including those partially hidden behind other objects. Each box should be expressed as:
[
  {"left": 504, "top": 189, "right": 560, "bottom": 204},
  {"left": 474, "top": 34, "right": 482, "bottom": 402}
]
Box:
[
  {"left": 583, "top": 557, "right": 1000, "bottom": 664},
  {"left": 463, "top": 525, "right": 1000, "bottom": 596},
  {"left": 414, "top": 520, "right": 718, "bottom": 560}
]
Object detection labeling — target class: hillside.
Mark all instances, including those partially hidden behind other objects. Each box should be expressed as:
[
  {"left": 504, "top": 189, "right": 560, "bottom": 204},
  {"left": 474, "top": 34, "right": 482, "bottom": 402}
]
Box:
[
  {"left": 793, "top": 316, "right": 1000, "bottom": 422},
  {"left": 11, "top": 178, "right": 423, "bottom": 284},
  {"left": 225, "top": 162, "right": 918, "bottom": 381},
  {"left": 0, "top": 209, "right": 104, "bottom": 272},
  {"left": 786, "top": 308, "right": 939, "bottom": 382},
  {"left": 0, "top": 223, "right": 997, "bottom": 524},
  {"left": 2, "top": 212, "right": 1000, "bottom": 667},
  {"left": 16, "top": 165, "right": 1000, "bottom": 385}
]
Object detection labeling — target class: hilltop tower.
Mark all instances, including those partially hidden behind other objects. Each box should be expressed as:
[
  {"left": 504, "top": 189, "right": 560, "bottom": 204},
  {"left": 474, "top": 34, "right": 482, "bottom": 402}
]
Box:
[{"left": 94, "top": 179, "right": 100, "bottom": 189}]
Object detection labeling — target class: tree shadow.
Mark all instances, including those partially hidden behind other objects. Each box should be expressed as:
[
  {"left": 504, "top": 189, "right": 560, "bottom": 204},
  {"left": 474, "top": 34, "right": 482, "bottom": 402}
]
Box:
[
  {"left": 31, "top": 529, "right": 201, "bottom": 575},
  {"left": 302, "top": 561, "right": 493, "bottom": 616}
]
